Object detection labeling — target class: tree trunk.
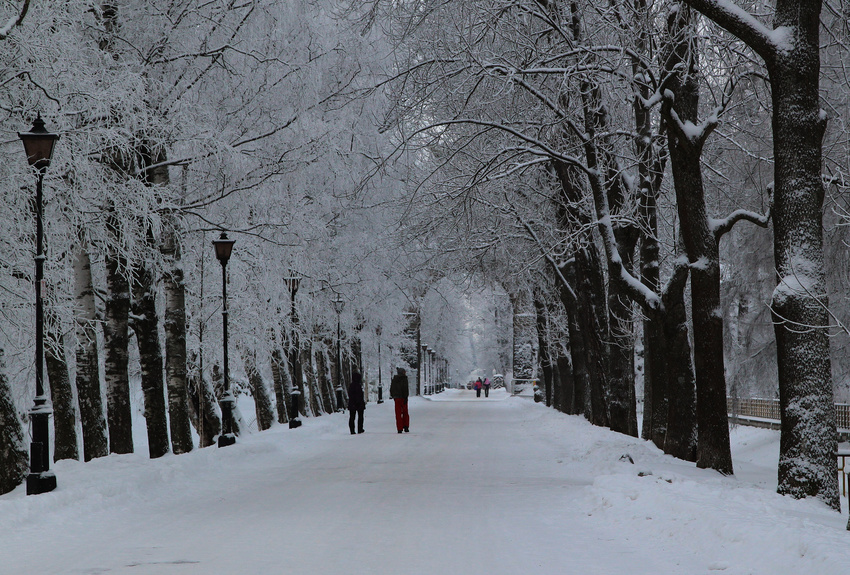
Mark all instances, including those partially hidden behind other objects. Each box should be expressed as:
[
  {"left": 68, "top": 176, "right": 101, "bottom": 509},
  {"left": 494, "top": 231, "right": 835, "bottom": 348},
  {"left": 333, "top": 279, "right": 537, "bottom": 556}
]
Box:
[
  {"left": 561, "top": 263, "right": 586, "bottom": 417},
  {"left": 45, "top": 306, "right": 78, "bottom": 462},
  {"left": 662, "top": 5, "right": 732, "bottom": 475},
  {"left": 0, "top": 349, "right": 28, "bottom": 495},
  {"left": 534, "top": 299, "right": 554, "bottom": 406},
  {"left": 270, "top": 346, "right": 290, "bottom": 424},
  {"left": 316, "top": 344, "right": 335, "bottom": 414},
  {"left": 302, "top": 340, "right": 320, "bottom": 416},
  {"left": 187, "top": 368, "right": 221, "bottom": 447},
  {"left": 660, "top": 261, "right": 697, "bottom": 462},
  {"left": 131, "top": 255, "right": 170, "bottom": 459},
  {"left": 74, "top": 243, "right": 108, "bottom": 462},
  {"left": 104, "top": 217, "right": 133, "bottom": 454},
  {"left": 161, "top": 236, "right": 193, "bottom": 454},
  {"left": 242, "top": 348, "right": 274, "bottom": 431},
  {"left": 768, "top": 2, "right": 838, "bottom": 510},
  {"left": 683, "top": 0, "right": 838, "bottom": 512}
]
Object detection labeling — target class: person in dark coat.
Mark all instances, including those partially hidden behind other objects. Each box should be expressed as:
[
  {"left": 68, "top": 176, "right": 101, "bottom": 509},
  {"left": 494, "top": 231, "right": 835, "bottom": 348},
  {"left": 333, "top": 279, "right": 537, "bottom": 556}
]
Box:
[
  {"left": 389, "top": 367, "right": 410, "bottom": 433},
  {"left": 348, "top": 371, "right": 366, "bottom": 434}
]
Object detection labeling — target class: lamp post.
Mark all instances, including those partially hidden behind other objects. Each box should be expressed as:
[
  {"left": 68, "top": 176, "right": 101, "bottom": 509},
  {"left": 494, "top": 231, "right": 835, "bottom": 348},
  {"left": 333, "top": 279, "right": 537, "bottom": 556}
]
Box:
[
  {"left": 333, "top": 295, "right": 345, "bottom": 411},
  {"left": 212, "top": 232, "right": 236, "bottom": 447},
  {"left": 376, "top": 325, "right": 384, "bottom": 404},
  {"left": 283, "top": 270, "right": 302, "bottom": 429},
  {"left": 20, "top": 114, "right": 59, "bottom": 495}
]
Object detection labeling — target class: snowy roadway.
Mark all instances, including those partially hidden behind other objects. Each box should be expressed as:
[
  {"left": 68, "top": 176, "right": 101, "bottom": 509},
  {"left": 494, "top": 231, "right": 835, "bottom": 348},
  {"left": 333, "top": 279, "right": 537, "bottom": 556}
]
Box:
[{"left": 2, "top": 388, "right": 850, "bottom": 574}]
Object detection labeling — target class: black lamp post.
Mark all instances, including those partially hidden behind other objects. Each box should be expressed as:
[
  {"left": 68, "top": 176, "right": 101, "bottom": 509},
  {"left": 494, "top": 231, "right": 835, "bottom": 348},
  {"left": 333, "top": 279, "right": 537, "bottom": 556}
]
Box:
[
  {"left": 333, "top": 295, "right": 345, "bottom": 411},
  {"left": 284, "top": 270, "right": 302, "bottom": 429},
  {"left": 212, "top": 232, "right": 236, "bottom": 447},
  {"left": 376, "top": 325, "right": 384, "bottom": 404},
  {"left": 19, "top": 114, "right": 59, "bottom": 495}
]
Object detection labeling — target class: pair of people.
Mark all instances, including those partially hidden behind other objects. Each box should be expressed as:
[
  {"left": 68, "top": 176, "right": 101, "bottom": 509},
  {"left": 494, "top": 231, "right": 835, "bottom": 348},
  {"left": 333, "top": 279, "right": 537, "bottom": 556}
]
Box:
[
  {"left": 348, "top": 368, "right": 411, "bottom": 435},
  {"left": 474, "top": 376, "right": 491, "bottom": 398}
]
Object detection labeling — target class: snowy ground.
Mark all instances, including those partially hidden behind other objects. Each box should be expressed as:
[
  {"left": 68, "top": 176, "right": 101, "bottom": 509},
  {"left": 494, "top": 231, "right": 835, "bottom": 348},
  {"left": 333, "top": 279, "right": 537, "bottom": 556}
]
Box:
[{"left": 2, "top": 389, "right": 849, "bottom": 574}]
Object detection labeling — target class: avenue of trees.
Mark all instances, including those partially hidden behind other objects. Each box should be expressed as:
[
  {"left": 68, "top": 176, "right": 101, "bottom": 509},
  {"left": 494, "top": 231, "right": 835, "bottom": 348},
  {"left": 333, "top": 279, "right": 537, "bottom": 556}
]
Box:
[{"left": 1, "top": 0, "right": 850, "bottom": 530}]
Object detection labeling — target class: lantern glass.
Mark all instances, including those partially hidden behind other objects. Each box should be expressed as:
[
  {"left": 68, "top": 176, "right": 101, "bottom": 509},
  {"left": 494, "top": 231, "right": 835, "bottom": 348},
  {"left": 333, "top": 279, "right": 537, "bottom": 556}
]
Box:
[
  {"left": 333, "top": 296, "right": 345, "bottom": 315},
  {"left": 212, "top": 232, "right": 235, "bottom": 264},
  {"left": 19, "top": 115, "right": 59, "bottom": 171}
]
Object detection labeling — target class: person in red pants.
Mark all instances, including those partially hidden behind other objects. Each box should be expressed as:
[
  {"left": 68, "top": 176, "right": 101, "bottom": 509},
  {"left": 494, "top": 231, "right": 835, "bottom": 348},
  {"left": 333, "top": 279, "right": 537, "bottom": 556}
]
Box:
[{"left": 390, "top": 367, "right": 410, "bottom": 433}]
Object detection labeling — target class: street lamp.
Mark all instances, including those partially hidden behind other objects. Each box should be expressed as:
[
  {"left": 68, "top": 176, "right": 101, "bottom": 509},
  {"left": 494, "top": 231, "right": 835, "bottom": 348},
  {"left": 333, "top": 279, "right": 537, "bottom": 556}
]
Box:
[
  {"left": 212, "top": 232, "right": 236, "bottom": 447},
  {"left": 333, "top": 294, "right": 345, "bottom": 411},
  {"left": 19, "top": 114, "right": 59, "bottom": 495},
  {"left": 283, "top": 269, "right": 302, "bottom": 429},
  {"left": 376, "top": 325, "right": 384, "bottom": 404}
]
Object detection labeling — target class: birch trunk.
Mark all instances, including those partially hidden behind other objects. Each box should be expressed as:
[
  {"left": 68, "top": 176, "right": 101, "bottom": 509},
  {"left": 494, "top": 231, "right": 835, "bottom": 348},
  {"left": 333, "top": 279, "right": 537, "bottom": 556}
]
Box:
[
  {"left": 0, "top": 349, "right": 28, "bottom": 494},
  {"left": 161, "top": 233, "right": 193, "bottom": 454},
  {"left": 74, "top": 243, "right": 108, "bottom": 461}
]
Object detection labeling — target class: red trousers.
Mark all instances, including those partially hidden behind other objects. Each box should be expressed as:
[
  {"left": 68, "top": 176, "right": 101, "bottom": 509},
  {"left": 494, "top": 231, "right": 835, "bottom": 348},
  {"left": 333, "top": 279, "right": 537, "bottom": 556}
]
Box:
[{"left": 394, "top": 398, "right": 410, "bottom": 431}]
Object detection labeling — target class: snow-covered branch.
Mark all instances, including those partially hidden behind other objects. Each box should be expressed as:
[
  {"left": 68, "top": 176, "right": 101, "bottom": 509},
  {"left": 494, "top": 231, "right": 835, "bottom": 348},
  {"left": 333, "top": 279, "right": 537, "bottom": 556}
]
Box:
[{"left": 0, "top": 0, "right": 29, "bottom": 40}]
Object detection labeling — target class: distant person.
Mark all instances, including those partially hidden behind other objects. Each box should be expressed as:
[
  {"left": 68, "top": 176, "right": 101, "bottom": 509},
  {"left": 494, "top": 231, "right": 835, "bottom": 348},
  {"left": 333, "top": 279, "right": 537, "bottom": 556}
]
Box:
[
  {"left": 474, "top": 377, "right": 482, "bottom": 398},
  {"left": 483, "top": 377, "right": 490, "bottom": 398},
  {"left": 348, "top": 371, "right": 366, "bottom": 434},
  {"left": 390, "top": 367, "right": 410, "bottom": 433}
]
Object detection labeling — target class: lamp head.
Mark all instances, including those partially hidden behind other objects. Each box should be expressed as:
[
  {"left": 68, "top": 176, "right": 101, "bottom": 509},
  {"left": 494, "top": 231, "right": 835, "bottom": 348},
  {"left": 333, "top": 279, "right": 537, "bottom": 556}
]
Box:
[
  {"left": 19, "top": 114, "right": 59, "bottom": 172},
  {"left": 212, "top": 232, "right": 235, "bottom": 265}
]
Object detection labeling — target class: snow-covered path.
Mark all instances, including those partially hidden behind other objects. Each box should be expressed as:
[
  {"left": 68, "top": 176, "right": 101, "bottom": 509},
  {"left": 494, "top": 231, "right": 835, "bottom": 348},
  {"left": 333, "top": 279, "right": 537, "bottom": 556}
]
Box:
[{"left": 2, "top": 389, "right": 850, "bottom": 574}]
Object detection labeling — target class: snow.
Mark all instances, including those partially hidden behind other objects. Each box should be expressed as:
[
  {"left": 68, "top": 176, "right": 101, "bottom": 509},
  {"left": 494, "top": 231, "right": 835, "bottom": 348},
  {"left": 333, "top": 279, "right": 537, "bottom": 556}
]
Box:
[{"left": 2, "top": 390, "right": 850, "bottom": 574}]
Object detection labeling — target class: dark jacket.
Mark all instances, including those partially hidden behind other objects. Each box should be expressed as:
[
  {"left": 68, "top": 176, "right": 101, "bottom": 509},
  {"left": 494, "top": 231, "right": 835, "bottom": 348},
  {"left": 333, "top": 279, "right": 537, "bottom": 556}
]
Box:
[
  {"left": 348, "top": 373, "right": 365, "bottom": 411},
  {"left": 390, "top": 370, "right": 409, "bottom": 399}
]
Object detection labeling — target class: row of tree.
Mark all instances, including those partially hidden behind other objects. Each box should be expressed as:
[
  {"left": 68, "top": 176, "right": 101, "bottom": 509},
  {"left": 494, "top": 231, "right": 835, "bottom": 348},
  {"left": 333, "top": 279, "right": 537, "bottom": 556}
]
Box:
[
  {"left": 362, "top": 0, "right": 850, "bottom": 521},
  {"left": 0, "top": 0, "right": 423, "bottom": 495}
]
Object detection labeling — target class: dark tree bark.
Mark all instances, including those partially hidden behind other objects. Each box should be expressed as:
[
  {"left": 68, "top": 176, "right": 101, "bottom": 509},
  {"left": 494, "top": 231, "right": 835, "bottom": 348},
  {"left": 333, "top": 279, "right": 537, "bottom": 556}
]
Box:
[
  {"left": 302, "top": 340, "right": 321, "bottom": 416},
  {"left": 131, "top": 252, "right": 170, "bottom": 459},
  {"left": 315, "top": 344, "right": 335, "bottom": 414},
  {"left": 187, "top": 361, "right": 221, "bottom": 448},
  {"left": 660, "top": 259, "right": 697, "bottom": 462},
  {"left": 661, "top": 4, "right": 732, "bottom": 474},
  {"left": 270, "top": 345, "right": 290, "bottom": 424},
  {"left": 74, "top": 243, "right": 108, "bottom": 462},
  {"left": 242, "top": 349, "right": 274, "bottom": 431},
  {"left": 104, "top": 212, "right": 133, "bottom": 454},
  {"left": 534, "top": 298, "right": 554, "bottom": 407},
  {"left": 0, "top": 349, "right": 28, "bottom": 495},
  {"left": 45, "top": 306, "right": 78, "bottom": 462},
  {"left": 556, "top": 354, "right": 574, "bottom": 414},
  {"left": 630, "top": 0, "right": 668, "bottom": 448},
  {"left": 685, "top": 0, "right": 839, "bottom": 516},
  {"left": 560, "top": 263, "right": 587, "bottom": 417}
]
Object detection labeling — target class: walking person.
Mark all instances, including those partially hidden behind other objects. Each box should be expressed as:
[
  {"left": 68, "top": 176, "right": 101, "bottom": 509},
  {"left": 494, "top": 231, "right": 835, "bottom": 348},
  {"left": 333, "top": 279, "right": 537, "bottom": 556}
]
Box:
[
  {"left": 474, "top": 377, "right": 482, "bottom": 398},
  {"left": 390, "top": 367, "right": 410, "bottom": 433},
  {"left": 483, "top": 377, "right": 490, "bottom": 398},
  {"left": 348, "top": 371, "right": 365, "bottom": 434}
]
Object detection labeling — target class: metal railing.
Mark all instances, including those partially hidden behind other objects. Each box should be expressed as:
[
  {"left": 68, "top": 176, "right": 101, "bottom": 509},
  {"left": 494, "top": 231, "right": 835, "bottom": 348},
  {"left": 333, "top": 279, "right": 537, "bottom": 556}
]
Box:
[{"left": 727, "top": 397, "right": 850, "bottom": 431}]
